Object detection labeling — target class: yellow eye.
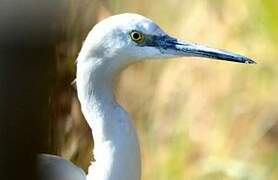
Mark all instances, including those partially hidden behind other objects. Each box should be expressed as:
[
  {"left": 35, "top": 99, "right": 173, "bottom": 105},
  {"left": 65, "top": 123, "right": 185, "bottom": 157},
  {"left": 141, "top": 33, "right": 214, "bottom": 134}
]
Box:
[{"left": 130, "top": 31, "right": 145, "bottom": 43}]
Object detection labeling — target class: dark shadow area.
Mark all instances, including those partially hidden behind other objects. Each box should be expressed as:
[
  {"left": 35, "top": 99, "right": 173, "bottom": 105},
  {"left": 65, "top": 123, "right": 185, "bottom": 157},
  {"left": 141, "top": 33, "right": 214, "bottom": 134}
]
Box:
[{"left": 0, "top": 1, "right": 64, "bottom": 179}]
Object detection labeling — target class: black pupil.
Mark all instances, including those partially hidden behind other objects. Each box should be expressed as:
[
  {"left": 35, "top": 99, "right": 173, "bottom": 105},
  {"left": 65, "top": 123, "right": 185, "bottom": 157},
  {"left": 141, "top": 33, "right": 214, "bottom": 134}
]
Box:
[{"left": 133, "top": 32, "right": 140, "bottom": 40}]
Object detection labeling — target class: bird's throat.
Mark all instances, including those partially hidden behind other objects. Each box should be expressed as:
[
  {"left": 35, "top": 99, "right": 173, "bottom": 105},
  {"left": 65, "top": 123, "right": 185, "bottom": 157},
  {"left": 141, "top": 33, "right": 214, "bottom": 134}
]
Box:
[{"left": 76, "top": 59, "right": 141, "bottom": 180}]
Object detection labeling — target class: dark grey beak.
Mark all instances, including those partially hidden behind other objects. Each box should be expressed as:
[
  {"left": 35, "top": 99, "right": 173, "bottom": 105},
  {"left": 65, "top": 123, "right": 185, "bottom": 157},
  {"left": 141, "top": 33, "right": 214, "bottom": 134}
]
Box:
[
  {"left": 150, "top": 35, "right": 256, "bottom": 64},
  {"left": 173, "top": 40, "right": 255, "bottom": 64}
]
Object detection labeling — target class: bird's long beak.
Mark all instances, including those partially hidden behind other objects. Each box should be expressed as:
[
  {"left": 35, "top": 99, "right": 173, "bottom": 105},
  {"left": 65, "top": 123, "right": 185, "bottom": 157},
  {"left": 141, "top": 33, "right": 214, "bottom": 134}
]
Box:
[{"left": 153, "top": 35, "right": 256, "bottom": 64}]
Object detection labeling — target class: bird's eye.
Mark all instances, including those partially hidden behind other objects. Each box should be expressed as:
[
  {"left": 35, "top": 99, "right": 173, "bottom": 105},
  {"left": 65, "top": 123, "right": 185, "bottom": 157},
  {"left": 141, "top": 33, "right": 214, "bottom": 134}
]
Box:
[{"left": 130, "top": 31, "right": 145, "bottom": 44}]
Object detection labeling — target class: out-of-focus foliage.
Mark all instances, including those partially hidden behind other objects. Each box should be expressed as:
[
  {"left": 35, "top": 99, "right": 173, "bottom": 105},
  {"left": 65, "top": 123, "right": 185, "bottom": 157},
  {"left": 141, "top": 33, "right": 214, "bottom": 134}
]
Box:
[{"left": 51, "top": 0, "right": 278, "bottom": 179}]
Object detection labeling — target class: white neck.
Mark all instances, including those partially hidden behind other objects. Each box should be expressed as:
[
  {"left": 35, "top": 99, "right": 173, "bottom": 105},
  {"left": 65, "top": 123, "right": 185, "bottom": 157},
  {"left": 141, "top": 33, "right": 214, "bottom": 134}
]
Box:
[{"left": 76, "top": 57, "right": 141, "bottom": 180}]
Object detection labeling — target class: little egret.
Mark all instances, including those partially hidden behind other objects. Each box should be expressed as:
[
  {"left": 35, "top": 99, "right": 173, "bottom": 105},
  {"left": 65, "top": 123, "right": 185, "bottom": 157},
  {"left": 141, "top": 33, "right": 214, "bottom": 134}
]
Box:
[{"left": 38, "top": 13, "right": 255, "bottom": 180}]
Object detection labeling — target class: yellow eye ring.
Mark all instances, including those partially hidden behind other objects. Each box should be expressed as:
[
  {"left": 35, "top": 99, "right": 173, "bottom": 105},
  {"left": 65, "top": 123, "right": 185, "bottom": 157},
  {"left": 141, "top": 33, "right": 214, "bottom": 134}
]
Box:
[{"left": 130, "top": 31, "right": 145, "bottom": 43}]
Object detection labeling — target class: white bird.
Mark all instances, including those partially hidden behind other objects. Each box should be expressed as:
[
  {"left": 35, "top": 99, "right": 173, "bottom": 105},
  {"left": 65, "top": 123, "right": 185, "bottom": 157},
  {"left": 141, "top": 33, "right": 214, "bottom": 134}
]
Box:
[{"left": 38, "top": 13, "right": 255, "bottom": 180}]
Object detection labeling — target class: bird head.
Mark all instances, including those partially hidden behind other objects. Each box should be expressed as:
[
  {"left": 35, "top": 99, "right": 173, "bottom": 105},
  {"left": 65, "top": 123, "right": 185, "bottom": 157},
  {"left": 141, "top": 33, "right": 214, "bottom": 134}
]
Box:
[{"left": 78, "top": 13, "right": 255, "bottom": 71}]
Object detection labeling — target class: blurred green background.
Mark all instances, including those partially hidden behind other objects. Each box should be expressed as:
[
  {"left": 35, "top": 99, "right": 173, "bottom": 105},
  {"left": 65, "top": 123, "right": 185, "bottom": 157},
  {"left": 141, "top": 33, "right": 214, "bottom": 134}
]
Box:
[{"left": 50, "top": 0, "right": 278, "bottom": 179}]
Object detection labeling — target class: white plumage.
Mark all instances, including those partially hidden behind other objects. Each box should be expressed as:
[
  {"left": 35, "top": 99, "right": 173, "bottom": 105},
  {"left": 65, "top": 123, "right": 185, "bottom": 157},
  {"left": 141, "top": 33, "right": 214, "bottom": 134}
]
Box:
[{"left": 38, "top": 13, "right": 255, "bottom": 180}]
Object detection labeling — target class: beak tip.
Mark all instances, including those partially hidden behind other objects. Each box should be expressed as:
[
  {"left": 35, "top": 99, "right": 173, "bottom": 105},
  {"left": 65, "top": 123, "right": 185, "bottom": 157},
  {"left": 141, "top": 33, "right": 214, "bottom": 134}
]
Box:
[{"left": 244, "top": 58, "right": 257, "bottom": 64}]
